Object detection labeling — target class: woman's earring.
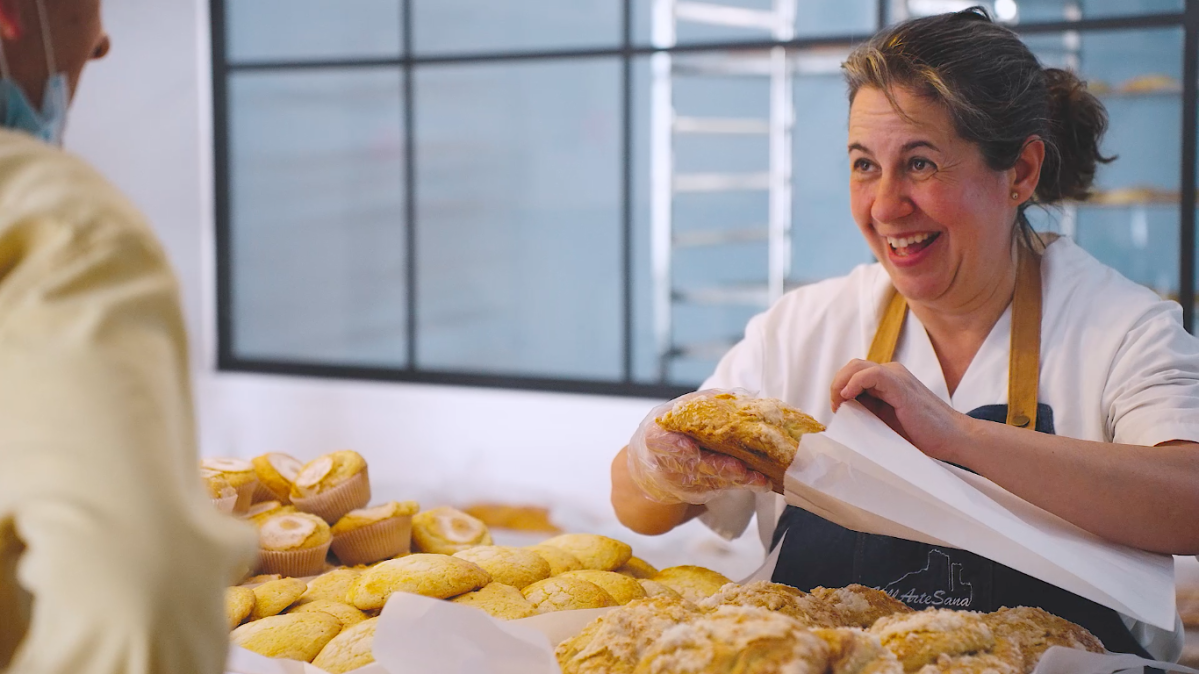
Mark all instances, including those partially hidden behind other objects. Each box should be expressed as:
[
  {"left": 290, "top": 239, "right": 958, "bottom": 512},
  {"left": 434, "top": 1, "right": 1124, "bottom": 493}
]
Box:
[{"left": 1011, "top": 191, "right": 1020, "bottom": 200}]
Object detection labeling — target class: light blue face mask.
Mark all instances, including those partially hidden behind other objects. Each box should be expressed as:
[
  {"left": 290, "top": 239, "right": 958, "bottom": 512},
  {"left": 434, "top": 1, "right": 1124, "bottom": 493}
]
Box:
[{"left": 0, "top": 0, "right": 69, "bottom": 146}]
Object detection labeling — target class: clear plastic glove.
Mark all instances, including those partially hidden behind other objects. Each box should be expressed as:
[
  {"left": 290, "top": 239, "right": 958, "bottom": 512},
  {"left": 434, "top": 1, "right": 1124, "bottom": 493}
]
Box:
[{"left": 627, "top": 389, "right": 772, "bottom": 505}]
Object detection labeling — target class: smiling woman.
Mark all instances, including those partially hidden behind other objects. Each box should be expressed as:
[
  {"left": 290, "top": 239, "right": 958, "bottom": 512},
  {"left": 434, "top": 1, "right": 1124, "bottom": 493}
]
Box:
[{"left": 612, "top": 6, "right": 1199, "bottom": 663}]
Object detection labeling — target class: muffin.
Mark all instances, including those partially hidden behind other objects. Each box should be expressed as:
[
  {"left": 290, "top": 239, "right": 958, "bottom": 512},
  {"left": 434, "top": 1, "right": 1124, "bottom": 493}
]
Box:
[
  {"left": 201, "top": 457, "right": 259, "bottom": 513},
  {"left": 522, "top": 576, "right": 617, "bottom": 613},
  {"left": 244, "top": 501, "right": 296, "bottom": 526},
  {"left": 298, "top": 567, "right": 363, "bottom": 605},
  {"left": 347, "top": 554, "right": 492, "bottom": 610},
  {"left": 312, "top": 617, "right": 379, "bottom": 674},
  {"left": 290, "top": 450, "right": 371, "bottom": 524},
  {"left": 230, "top": 613, "right": 343, "bottom": 663},
  {"left": 226, "top": 586, "right": 256, "bottom": 629},
  {"left": 251, "top": 452, "right": 304, "bottom": 504},
  {"left": 257, "top": 512, "right": 333, "bottom": 577},
  {"left": 558, "top": 570, "right": 648, "bottom": 605},
  {"left": 650, "top": 565, "right": 733, "bottom": 602},
  {"left": 539, "top": 533, "right": 632, "bottom": 571},
  {"left": 330, "top": 501, "right": 419, "bottom": 566},
  {"left": 449, "top": 583, "right": 540, "bottom": 620},
  {"left": 527, "top": 544, "right": 585, "bottom": 575},
  {"left": 287, "top": 600, "right": 369, "bottom": 629},
  {"left": 250, "top": 577, "right": 308, "bottom": 620},
  {"left": 204, "top": 470, "right": 238, "bottom": 514},
  {"left": 452, "top": 546, "right": 552, "bottom": 590},
  {"left": 410, "top": 506, "right": 492, "bottom": 554}
]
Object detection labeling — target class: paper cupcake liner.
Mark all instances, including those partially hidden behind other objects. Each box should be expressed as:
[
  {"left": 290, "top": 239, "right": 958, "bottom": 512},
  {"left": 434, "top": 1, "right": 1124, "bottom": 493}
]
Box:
[
  {"left": 233, "top": 479, "right": 259, "bottom": 514},
  {"left": 252, "top": 480, "right": 289, "bottom": 505},
  {"left": 292, "top": 469, "right": 371, "bottom": 524},
  {"left": 257, "top": 540, "right": 331, "bottom": 577},
  {"left": 331, "top": 515, "right": 412, "bottom": 566},
  {"left": 212, "top": 493, "right": 238, "bottom": 514}
]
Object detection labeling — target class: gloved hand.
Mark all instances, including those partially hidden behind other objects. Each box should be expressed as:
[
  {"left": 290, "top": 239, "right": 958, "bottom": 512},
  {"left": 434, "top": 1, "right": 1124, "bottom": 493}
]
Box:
[{"left": 626, "top": 390, "right": 772, "bottom": 504}]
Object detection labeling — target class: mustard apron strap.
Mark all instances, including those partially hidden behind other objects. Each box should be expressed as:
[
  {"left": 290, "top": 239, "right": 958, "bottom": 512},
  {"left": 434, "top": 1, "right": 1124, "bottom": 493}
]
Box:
[{"left": 868, "top": 286, "right": 909, "bottom": 365}]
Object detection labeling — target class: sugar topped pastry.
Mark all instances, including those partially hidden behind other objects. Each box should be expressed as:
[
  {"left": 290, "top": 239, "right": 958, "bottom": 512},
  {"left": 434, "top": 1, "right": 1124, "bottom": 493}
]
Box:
[
  {"left": 539, "top": 533, "right": 632, "bottom": 572},
  {"left": 522, "top": 576, "right": 618, "bottom": 613},
  {"left": 558, "top": 570, "right": 648, "bottom": 605},
  {"left": 449, "top": 582, "right": 539, "bottom": 620},
  {"left": 347, "top": 553, "right": 491, "bottom": 610},
  {"left": 452, "top": 545, "right": 552, "bottom": 590},
  {"left": 250, "top": 577, "right": 308, "bottom": 620},
  {"left": 256, "top": 512, "right": 333, "bottom": 577},
  {"left": 298, "top": 568, "right": 362, "bottom": 605},
  {"left": 252, "top": 452, "right": 304, "bottom": 504},
  {"left": 244, "top": 501, "right": 296, "bottom": 526},
  {"left": 527, "top": 544, "right": 585, "bottom": 575},
  {"left": 616, "top": 556, "right": 659, "bottom": 579},
  {"left": 639, "top": 580, "right": 684, "bottom": 601},
  {"left": 869, "top": 608, "right": 995, "bottom": 672},
  {"left": 557, "top": 595, "right": 702, "bottom": 674},
  {"left": 410, "top": 506, "right": 492, "bottom": 554},
  {"left": 649, "top": 565, "right": 733, "bottom": 603},
  {"left": 983, "top": 606, "right": 1104, "bottom": 672},
  {"left": 286, "top": 600, "right": 368, "bottom": 629},
  {"left": 813, "top": 628, "right": 903, "bottom": 674},
  {"left": 230, "top": 612, "right": 343, "bottom": 663},
  {"left": 810, "top": 585, "right": 913, "bottom": 629},
  {"left": 225, "top": 586, "right": 256, "bottom": 629},
  {"left": 312, "top": 617, "right": 379, "bottom": 674}
]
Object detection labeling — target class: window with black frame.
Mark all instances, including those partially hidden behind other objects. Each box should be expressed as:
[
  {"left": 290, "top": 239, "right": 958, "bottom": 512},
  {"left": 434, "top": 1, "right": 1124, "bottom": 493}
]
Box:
[{"left": 212, "top": 0, "right": 1198, "bottom": 397}]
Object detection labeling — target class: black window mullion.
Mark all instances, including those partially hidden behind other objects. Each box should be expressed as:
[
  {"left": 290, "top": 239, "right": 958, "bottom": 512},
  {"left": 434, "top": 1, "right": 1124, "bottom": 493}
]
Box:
[
  {"left": 622, "top": 0, "right": 634, "bottom": 382},
  {"left": 212, "top": 0, "right": 234, "bottom": 369},
  {"left": 403, "top": 0, "right": 419, "bottom": 369},
  {"left": 1182, "top": 0, "right": 1199, "bottom": 332}
]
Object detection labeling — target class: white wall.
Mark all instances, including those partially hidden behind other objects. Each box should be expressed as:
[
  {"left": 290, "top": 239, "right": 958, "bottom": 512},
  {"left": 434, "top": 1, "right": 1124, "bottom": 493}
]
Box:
[{"left": 60, "top": 0, "right": 766, "bottom": 578}]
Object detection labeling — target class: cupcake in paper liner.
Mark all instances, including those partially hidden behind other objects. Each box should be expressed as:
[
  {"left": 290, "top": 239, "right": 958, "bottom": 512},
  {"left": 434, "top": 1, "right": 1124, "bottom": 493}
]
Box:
[
  {"left": 201, "top": 457, "right": 259, "bottom": 514},
  {"left": 330, "top": 501, "right": 419, "bottom": 566},
  {"left": 202, "top": 469, "right": 239, "bottom": 514},
  {"left": 257, "top": 511, "right": 332, "bottom": 577},
  {"left": 289, "top": 451, "right": 371, "bottom": 524},
  {"left": 251, "top": 452, "right": 304, "bottom": 504},
  {"left": 243, "top": 500, "right": 297, "bottom": 527}
]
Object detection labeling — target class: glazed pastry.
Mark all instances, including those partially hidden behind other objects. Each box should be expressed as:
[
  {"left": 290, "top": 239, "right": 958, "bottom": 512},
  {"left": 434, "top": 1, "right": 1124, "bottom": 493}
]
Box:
[
  {"left": 615, "top": 556, "right": 659, "bottom": 579},
  {"left": 631, "top": 605, "right": 829, "bottom": 674},
  {"left": 638, "top": 579, "right": 684, "bottom": 600},
  {"left": 556, "top": 595, "right": 702, "bottom": 674},
  {"left": 522, "top": 576, "right": 618, "bottom": 613},
  {"left": 331, "top": 501, "right": 419, "bottom": 566},
  {"left": 984, "top": 606, "right": 1104, "bottom": 673},
  {"left": 312, "top": 617, "right": 379, "bottom": 674},
  {"left": 225, "top": 586, "right": 256, "bottom": 629},
  {"left": 452, "top": 545, "right": 552, "bottom": 590},
  {"left": 814, "top": 628, "right": 903, "bottom": 674},
  {"left": 527, "top": 544, "right": 585, "bottom": 575},
  {"left": 869, "top": 608, "right": 995, "bottom": 673},
  {"left": 286, "top": 599, "right": 368, "bottom": 629},
  {"left": 810, "top": 585, "right": 913, "bottom": 629},
  {"left": 347, "top": 554, "right": 491, "bottom": 610},
  {"left": 252, "top": 452, "right": 304, "bottom": 504},
  {"left": 257, "top": 512, "right": 332, "bottom": 577},
  {"left": 410, "top": 506, "right": 492, "bottom": 554},
  {"left": 539, "top": 533, "right": 632, "bottom": 571},
  {"left": 655, "top": 392, "right": 825, "bottom": 491},
  {"left": 230, "top": 612, "right": 343, "bottom": 662},
  {"left": 250, "top": 577, "right": 308, "bottom": 621},
  {"left": 449, "top": 582, "right": 539, "bottom": 620},
  {"left": 650, "top": 565, "right": 733, "bottom": 603},
  {"left": 558, "top": 570, "right": 648, "bottom": 605},
  {"left": 290, "top": 451, "right": 371, "bottom": 524},
  {"left": 201, "top": 457, "right": 259, "bottom": 513},
  {"left": 298, "top": 567, "right": 362, "bottom": 605}
]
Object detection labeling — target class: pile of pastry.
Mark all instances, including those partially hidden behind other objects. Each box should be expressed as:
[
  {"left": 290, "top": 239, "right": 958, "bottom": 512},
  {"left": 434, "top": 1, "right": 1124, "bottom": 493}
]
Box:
[{"left": 556, "top": 582, "right": 1105, "bottom": 674}]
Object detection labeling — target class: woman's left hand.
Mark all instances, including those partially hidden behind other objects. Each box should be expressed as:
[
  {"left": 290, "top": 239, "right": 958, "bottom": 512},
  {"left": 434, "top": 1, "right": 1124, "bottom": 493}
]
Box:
[{"left": 830, "top": 359, "right": 975, "bottom": 464}]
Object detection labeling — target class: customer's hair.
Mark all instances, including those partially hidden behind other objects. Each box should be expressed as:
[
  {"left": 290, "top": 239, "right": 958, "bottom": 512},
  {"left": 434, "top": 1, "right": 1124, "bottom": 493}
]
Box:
[{"left": 842, "top": 6, "right": 1113, "bottom": 210}]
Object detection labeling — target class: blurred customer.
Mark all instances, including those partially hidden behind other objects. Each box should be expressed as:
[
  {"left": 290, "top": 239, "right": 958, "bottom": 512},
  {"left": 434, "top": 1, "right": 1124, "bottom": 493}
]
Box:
[{"left": 0, "top": 1, "right": 253, "bottom": 672}]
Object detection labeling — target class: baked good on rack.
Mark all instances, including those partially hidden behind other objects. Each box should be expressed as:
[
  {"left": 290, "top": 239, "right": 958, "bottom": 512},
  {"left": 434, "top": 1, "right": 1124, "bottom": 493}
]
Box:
[
  {"left": 813, "top": 628, "right": 902, "bottom": 674},
  {"left": 983, "top": 606, "right": 1104, "bottom": 673},
  {"left": 540, "top": 533, "right": 633, "bottom": 571},
  {"left": 639, "top": 580, "right": 684, "bottom": 600},
  {"left": 257, "top": 512, "right": 332, "bottom": 577},
  {"left": 298, "top": 567, "right": 362, "bottom": 605},
  {"left": 559, "top": 570, "right": 648, "bottom": 605},
  {"left": 331, "top": 501, "right": 419, "bottom": 566},
  {"left": 522, "top": 576, "right": 618, "bottom": 613},
  {"left": 250, "top": 577, "right": 308, "bottom": 620},
  {"left": 290, "top": 450, "right": 371, "bottom": 523},
  {"left": 201, "top": 458, "right": 259, "bottom": 512},
  {"left": 869, "top": 608, "right": 995, "bottom": 672},
  {"left": 616, "top": 556, "right": 659, "bottom": 579},
  {"left": 312, "top": 617, "right": 379, "bottom": 674},
  {"left": 463, "top": 503, "right": 562, "bottom": 533},
  {"left": 650, "top": 565, "right": 733, "bottom": 603},
  {"left": 655, "top": 392, "right": 825, "bottom": 492},
  {"left": 556, "top": 595, "right": 702, "bottom": 674},
  {"left": 226, "top": 586, "right": 256, "bottom": 629},
  {"left": 252, "top": 452, "right": 304, "bottom": 504},
  {"left": 449, "top": 582, "right": 540, "bottom": 620},
  {"left": 528, "top": 544, "right": 585, "bottom": 575},
  {"left": 286, "top": 600, "right": 368, "bottom": 629},
  {"left": 632, "top": 605, "right": 830, "bottom": 674},
  {"left": 231, "top": 612, "right": 343, "bottom": 663},
  {"left": 810, "top": 585, "right": 913, "bottom": 629},
  {"left": 452, "top": 545, "right": 552, "bottom": 590},
  {"left": 347, "top": 554, "right": 491, "bottom": 610},
  {"left": 410, "top": 506, "right": 493, "bottom": 554}
]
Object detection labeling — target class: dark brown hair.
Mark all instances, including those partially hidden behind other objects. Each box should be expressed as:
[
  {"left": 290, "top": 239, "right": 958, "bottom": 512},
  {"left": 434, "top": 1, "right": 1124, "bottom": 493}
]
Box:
[{"left": 843, "top": 6, "right": 1114, "bottom": 211}]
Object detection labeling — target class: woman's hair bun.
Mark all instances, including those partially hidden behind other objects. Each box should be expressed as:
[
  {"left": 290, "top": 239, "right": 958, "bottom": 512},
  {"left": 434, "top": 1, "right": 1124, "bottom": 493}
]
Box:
[{"left": 1038, "top": 67, "right": 1114, "bottom": 203}]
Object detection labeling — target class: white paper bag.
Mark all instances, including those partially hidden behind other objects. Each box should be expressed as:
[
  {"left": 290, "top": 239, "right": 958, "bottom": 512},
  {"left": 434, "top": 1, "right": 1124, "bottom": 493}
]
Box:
[{"left": 786, "top": 401, "right": 1176, "bottom": 630}]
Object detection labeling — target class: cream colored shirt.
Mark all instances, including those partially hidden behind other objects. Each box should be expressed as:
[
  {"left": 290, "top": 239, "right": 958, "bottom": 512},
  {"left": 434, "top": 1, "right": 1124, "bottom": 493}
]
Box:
[{"left": 0, "top": 130, "right": 255, "bottom": 674}]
